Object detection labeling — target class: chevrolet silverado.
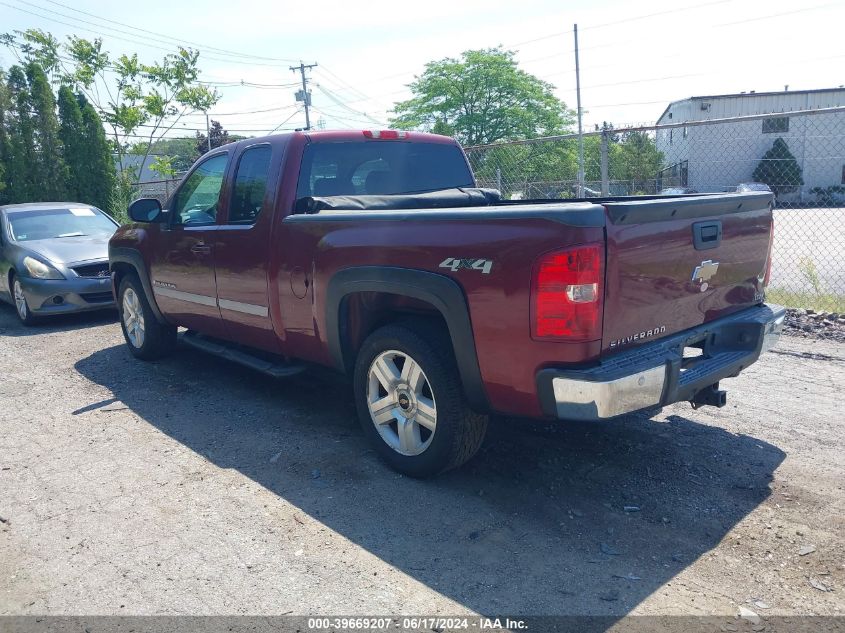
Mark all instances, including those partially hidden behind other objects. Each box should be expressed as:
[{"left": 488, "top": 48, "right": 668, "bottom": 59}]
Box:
[{"left": 109, "top": 130, "right": 784, "bottom": 477}]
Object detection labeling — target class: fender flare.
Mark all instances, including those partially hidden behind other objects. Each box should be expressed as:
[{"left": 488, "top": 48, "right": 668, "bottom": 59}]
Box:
[
  {"left": 326, "top": 266, "right": 489, "bottom": 412},
  {"left": 109, "top": 246, "right": 168, "bottom": 324}
]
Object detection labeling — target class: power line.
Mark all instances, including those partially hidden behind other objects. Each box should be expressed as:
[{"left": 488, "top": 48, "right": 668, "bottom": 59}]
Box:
[
  {"left": 1, "top": 0, "right": 294, "bottom": 67},
  {"left": 316, "top": 65, "right": 375, "bottom": 104},
  {"left": 310, "top": 106, "right": 385, "bottom": 129},
  {"left": 206, "top": 104, "right": 299, "bottom": 117},
  {"left": 336, "top": 3, "right": 841, "bottom": 112},
  {"left": 269, "top": 108, "right": 304, "bottom": 134},
  {"left": 504, "top": 0, "right": 731, "bottom": 48},
  {"left": 314, "top": 84, "right": 384, "bottom": 125},
  {"left": 715, "top": 2, "right": 838, "bottom": 26},
  {"left": 35, "top": 0, "right": 300, "bottom": 62},
  {"left": 129, "top": 122, "right": 295, "bottom": 133},
  {"left": 196, "top": 80, "right": 301, "bottom": 89}
]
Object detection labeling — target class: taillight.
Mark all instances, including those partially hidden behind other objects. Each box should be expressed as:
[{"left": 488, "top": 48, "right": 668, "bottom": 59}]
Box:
[
  {"left": 363, "top": 130, "right": 408, "bottom": 139},
  {"left": 531, "top": 243, "right": 604, "bottom": 341},
  {"left": 763, "top": 219, "right": 774, "bottom": 288}
]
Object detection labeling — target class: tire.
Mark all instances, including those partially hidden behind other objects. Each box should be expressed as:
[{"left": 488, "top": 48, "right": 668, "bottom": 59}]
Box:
[
  {"left": 353, "top": 321, "right": 488, "bottom": 477},
  {"left": 118, "top": 274, "right": 177, "bottom": 360},
  {"left": 10, "top": 272, "right": 38, "bottom": 326}
]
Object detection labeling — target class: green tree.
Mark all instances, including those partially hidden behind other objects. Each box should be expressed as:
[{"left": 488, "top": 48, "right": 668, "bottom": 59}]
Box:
[
  {"left": 56, "top": 86, "right": 114, "bottom": 209},
  {"left": 78, "top": 94, "right": 115, "bottom": 211},
  {"left": 752, "top": 137, "right": 803, "bottom": 197},
  {"left": 390, "top": 48, "right": 573, "bottom": 146},
  {"left": 194, "top": 119, "right": 231, "bottom": 158},
  {"left": 57, "top": 84, "right": 85, "bottom": 200},
  {"left": 429, "top": 119, "right": 455, "bottom": 137},
  {"left": 4, "top": 66, "right": 36, "bottom": 202},
  {"left": 613, "top": 131, "right": 663, "bottom": 193},
  {"left": 26, "top": 62, "right": 67, "bottom": 199},
  {"left": 149, "top": 155, "right": 177, "bottom": 179},
  {"left": 3, "top": 29, "right": 219, "bottom": 180},
  {"left": 0, "top": 70, "right": 9, "bottom": 204},
  {"left": 129, "top": 136, "right": 196, "bottom": 171}
]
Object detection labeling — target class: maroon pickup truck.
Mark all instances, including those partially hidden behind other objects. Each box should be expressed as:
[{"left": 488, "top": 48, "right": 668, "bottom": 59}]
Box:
[{"left": 109, "top": 130, "right": 784, "bottom": 477}]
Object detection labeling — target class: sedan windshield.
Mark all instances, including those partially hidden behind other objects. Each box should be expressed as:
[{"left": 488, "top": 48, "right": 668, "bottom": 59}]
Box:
[{"left": 8, "top": 207, "right": 117, "bottom": 242}]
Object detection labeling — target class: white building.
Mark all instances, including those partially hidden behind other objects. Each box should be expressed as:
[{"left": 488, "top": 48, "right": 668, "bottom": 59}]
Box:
[{"left": 654, "top": 88, "right": 845, "bottom": 201}]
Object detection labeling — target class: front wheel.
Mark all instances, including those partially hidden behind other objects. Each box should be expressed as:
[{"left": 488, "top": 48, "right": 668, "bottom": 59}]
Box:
[
  {"left": 11, "top": 273, "right": 38, "bottom": 326},
  {"left": 353, "top": 322, "right": 488, "bottom": 477},
  {"left": 118, "top": 274, "right": 176, "bottom": 360}
]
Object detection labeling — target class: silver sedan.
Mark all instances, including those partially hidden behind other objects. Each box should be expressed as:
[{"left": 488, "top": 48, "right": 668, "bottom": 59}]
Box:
[{"left": 0, "top": 203, "right": 119, "bottom": 325}]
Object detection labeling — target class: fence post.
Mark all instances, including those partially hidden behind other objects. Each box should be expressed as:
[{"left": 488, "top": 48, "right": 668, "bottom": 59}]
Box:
[
  {"left": 496, "top": 167, "right": 502, "bottom": 193},
  {"left": 600, "top": 131, "right": 609, "bottom": 196}
]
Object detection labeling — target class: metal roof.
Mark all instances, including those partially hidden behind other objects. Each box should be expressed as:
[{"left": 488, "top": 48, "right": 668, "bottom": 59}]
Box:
[{"left": 657, "top": 87, "right": 845, "bottom": 123}]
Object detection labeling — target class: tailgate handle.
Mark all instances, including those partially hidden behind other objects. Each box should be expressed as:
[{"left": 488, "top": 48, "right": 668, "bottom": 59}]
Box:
[{"left": 693, "top": 221, "right": 722, "bottom": 250}]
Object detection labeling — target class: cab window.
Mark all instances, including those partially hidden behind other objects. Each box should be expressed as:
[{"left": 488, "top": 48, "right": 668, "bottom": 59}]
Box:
[
  {"left": 295, "top": 142, "right": 474, "bottom": 200},
  {"left": 228, "top": 145, "right": 272, "bottom": 225},
  {"left": 171, "top": 154, "right": 228, "bottom": 225}
]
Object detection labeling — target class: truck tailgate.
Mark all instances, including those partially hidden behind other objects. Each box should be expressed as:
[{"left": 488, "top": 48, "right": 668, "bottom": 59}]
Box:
[{"left": 601, "top": 192, "right": 773, "bottom": 354}]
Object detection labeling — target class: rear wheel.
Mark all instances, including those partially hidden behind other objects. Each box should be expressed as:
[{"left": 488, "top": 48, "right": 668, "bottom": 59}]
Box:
[
  {"left": 353, "top": 322, "right": 488, "bottom": 477},
  {"left": 11, "top": 273, "right": 38, "bottom": 326},
  {"left": 118, "top": 274, "right": 176, "bottom": 360}
]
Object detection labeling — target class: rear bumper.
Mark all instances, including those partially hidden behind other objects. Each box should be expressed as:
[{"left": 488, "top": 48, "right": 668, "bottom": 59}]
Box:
[
  {"left": 537, "top": 303, "right": 786, "bottom": 420},
  {"left": 18, "top": 275, "right": 115, "bottom": 315}
]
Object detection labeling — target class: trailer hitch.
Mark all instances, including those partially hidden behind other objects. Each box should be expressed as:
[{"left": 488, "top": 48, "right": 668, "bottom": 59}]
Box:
[{"left": 690, "top": 382, "right": 727, "bottom": 410}]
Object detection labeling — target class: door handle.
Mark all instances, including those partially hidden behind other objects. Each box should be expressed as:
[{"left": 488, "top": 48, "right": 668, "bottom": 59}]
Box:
[{"left": 191, "top": 242, "right": 212, "bottom": 255}]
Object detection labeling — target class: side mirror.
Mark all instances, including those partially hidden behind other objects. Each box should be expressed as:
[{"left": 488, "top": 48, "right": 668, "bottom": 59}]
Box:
[{"left": 128, "top": 198, "right": 163, "bottom": 223}]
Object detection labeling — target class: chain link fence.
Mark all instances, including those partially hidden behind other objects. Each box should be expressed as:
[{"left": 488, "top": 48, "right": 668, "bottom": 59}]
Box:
[
  {"left": 464, "top": 107, "right": 845, "bottom": 311},
  {"left": 134, "top": 177, "right": 182, "bottom": 202}
]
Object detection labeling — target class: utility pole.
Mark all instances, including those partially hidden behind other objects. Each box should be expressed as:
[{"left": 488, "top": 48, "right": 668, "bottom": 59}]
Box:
[
  {"left": 291, "top": 61, "right": 318, "bottom": 131},
  {"left": 600, "top": 129, "right": 609, "bottom": 196},
  {"left": 574, "top": 24, "right": 584, "bottom": 198},
  {"left": 205, "top": 111, "right": 211, "bottom": 152}
]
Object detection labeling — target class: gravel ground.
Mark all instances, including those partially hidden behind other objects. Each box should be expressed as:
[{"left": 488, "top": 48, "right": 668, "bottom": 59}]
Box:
[
  {"left": 0, "top": 305, "right": 843, "bottom": 621},
  {"left": 784, "top": 308, "right": 845, "bottom": 343}
]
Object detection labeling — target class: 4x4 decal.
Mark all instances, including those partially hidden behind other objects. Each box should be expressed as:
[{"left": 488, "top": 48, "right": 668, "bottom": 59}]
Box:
[{"left": 439, "top": 258, "right": 493, "bottom": 274}]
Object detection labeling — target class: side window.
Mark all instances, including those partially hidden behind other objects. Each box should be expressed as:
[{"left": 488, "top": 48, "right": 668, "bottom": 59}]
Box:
[
  {"left": 171, "top": 154, "right": 228, "bottom": 225},
  {"left": 762, "top": 117, "right": 789, "bottom": 134},
  {"left": 229, "top": 145, "right": 272, "bottom": 225}
]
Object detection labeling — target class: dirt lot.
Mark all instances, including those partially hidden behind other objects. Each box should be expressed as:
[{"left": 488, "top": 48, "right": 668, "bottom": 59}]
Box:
[{"left": 0, "top": 305, "right": 843, "bottom": 621}]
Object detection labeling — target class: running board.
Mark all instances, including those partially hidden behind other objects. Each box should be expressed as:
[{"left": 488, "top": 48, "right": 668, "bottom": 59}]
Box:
[{"left": 180, "top": 331, "right": 306, "bottom": 378}]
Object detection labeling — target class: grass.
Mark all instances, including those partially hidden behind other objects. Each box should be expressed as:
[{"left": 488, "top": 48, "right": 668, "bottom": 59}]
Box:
[{"left": 766, "top": 288, "right": 845, "bottom": 313}]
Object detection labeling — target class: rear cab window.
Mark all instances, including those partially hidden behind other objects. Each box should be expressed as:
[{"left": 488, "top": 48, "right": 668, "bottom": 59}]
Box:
[
  {"left": 228, "top": 144, "right": 273, "bottom": 225},
  {"left": 295, "top": 141, "right": 475, "bottom": 202}
]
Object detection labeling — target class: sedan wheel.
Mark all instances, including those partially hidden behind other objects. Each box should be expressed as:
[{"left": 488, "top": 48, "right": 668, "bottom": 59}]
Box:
[
  {"left": 121, "top": 287, "right": 145, "bottom": 348},
  {"left": 367, "top": 349, "right": 437, "bottom": 456},
  {"left": 13, "top": 277, "right": 28, "bottom": 320}
]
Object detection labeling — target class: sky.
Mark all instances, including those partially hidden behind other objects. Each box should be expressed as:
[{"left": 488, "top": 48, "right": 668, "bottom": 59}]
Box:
[{"left": 1, "top": 0, "right": 844, "bottom": 142}]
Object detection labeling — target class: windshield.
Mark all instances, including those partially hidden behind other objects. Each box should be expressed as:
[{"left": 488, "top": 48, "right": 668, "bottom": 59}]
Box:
[
  {"left": 296, "top": 141, "right": 475, "bottom": 200},
  {"left": 7, "top": 207, "right": 118, "bottom": 242}
]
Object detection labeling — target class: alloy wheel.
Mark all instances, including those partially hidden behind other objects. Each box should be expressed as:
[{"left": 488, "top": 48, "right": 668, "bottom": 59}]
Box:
[
  {"left": 122, "top": 287, "right": 145, "bottom": 348},
  {"left": 13, "top": 278, "right": 28, "bottom": 320},
  {"left": 367, "top": 349, "right": 437, "bottom": 456}
]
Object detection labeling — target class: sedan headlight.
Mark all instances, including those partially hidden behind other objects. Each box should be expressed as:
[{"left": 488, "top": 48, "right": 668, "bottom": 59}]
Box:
[{"left": 23, "top": 256, "right": 64, "bottom": 280}]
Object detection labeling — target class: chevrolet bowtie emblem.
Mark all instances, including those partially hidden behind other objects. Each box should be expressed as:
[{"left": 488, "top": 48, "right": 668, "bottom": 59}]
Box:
[{"left": 692, "top": 260, "right": 719, "bottom": 286}]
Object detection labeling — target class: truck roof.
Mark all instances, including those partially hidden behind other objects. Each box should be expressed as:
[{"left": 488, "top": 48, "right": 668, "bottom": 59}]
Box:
[{"left": 239, "top": 129, "right": 458, "bottom": 146}]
